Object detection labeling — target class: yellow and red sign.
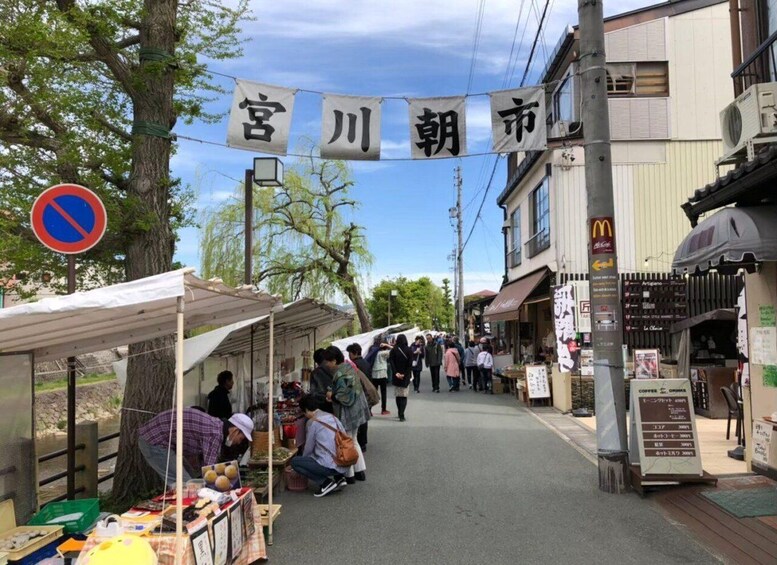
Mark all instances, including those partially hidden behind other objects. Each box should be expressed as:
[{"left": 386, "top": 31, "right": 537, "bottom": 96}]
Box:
[{"left": 591, "top": 216, "right": 615, "bottom": 256}]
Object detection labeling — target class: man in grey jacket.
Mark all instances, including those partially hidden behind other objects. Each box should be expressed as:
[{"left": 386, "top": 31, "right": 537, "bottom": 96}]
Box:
[{"left": 425, "top": 333, "right": 444, "bottom": 393}]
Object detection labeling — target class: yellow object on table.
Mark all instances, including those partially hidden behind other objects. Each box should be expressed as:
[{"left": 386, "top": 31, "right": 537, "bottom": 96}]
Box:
[{"left": 80, "top": 535, "right": 157, "bottom": 565}]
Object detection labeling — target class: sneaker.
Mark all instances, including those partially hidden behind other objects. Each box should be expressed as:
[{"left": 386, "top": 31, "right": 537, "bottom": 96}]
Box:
[
  {"left": 399, "top": 416, "right": 406, "bottom": 422},
  {"left": 381, "top": 410, "right": 391, "bottom": 415},
  {"left": 334, "top": 476, "right": 347, "bottom": 491},
  {"left": 314, "top": 478, "right": 338, "bottom": 498},
  {"left": 435, "top": 389, "right": 440, "bottom": 393},
  {"left": 354, "top": 471, "right": 366, "bottom": 482},
  {"left": 345, "top": 476, "right": 356, "bottom": 485}
]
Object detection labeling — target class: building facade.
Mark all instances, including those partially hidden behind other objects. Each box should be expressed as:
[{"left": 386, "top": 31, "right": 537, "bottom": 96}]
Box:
[{"left": 487, "top": 0, "right": 735, "bottom": 362}]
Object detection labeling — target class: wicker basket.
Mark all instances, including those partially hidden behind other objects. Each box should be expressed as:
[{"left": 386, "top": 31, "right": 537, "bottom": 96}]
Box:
[{"left": 284, "top": 466, "right": 308, "bottom": 491}]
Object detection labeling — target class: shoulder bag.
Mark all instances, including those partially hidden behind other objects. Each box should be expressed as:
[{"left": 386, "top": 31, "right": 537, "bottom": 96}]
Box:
[{"left": 311, "top": 418, "right": 360, "bottom": 467}]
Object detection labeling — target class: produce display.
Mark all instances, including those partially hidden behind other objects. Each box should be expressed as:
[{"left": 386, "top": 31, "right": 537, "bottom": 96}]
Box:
[
  {"left": 0, "top": 530, "right": 50, "bottom": 552},
  {"left": 251, "top": 446, "right": 295, "bottom": 463},
  {"left": 201, "top": 459, "right": 241, "bottom": 492}
]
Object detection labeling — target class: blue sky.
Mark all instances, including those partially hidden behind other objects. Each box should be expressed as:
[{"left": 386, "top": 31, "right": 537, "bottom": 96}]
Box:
[{"left": 172, "top": 0, "right": 655, "bottom": 295}]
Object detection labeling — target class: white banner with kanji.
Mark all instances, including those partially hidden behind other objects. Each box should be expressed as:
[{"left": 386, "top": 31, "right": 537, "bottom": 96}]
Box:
[
  {"left": 489, "top": 86, "right": 546, "bottom": 153},
  {"left": 226, "top": 80, "right": 296, "bottom": 155},
  {"left": 408, "top": 96, "right": 467, "bottom": 159},
  {"left": 553, "top": 284, "right": 578, "bottom": 373},
  {"left": 321, "top": 94, "right": 382, "bottom": 160}
]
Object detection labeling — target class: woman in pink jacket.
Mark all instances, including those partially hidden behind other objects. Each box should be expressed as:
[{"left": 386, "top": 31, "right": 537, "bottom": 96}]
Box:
[{"left": 443, "top": 340, "right": 462, "bottom": 392}]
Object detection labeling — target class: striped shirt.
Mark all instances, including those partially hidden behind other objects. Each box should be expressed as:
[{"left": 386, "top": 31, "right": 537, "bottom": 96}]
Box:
[{"left": 139, "top": 408, "right": 225, "bottom": 467}]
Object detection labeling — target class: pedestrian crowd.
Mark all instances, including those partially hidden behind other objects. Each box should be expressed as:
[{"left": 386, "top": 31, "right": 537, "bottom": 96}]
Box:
[{"left": 290, "top": 333, "right": 495, "bottom": 497}]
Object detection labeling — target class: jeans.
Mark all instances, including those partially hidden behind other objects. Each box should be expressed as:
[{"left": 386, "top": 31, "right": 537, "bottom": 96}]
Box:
[
  {"left": 357, "top": 422, "right": 368, "bottom": 450},
  {"left": 430, "top": 366, "right": 441, "bottom": 391},
  {"left": 447, "top": 376, "right": 460, "bottom": 390},
  {"left": 466, "top": 366, "right": 480, "bottom": 389},
  {"left": 373, "top": 378, "right": 388, "bottom": 412},
  {"left": 138, "top": 437, "right": 195, "bottom": 485},
  {"left": 290, "top": 456, "right": 339, "bottom": 487},
  {"left": 481, "top": 368, "right": 493, "bottom": 391},
  {"left": 412, "top": 370, "right": 422, "bottom": 391}
]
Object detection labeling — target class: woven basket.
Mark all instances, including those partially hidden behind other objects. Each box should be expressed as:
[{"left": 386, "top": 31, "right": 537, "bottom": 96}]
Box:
[{"left": 284, "top": 466, "right": 308, "bottom": 491}]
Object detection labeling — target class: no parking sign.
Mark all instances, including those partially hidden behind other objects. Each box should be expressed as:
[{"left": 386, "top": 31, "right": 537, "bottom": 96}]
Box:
[{"left": 30, "top": 184, "right": 107, "bottom": 254}]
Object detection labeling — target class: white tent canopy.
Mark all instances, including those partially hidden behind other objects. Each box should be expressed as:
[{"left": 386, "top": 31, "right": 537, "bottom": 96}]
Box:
[
  {"left": 331, "top": 323, "right": 415, "bottom": 355},
  {"left": 0, "top": 269, "right": 281, "bottom": 361}
]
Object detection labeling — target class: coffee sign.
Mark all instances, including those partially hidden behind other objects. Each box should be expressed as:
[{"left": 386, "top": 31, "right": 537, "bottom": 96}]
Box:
[
  {"left": 629, "top": 379, "right": 702, "bottom": 476},
  {"left": 591, "top": 216, "right": 615, "bottom": 255}
]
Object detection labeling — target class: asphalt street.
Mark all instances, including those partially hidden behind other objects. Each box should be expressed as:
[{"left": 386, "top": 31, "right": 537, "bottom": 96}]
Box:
[{"left": 266, "top": 373, "right": 721, "bottom": 564}]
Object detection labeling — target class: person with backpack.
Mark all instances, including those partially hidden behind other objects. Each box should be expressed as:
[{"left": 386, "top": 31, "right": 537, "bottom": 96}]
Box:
[
  {"left": 452, "top": 336, "right": 466, "bottom": 388},
  {"left": 290, "top": 395, "right": 349, "bottom": 497},
  {"left": 346, "top": 343, "right": 380, "bottom": 452},
  {"left": 464, "top": 340, "right": 482, "bottom": 391},
  {"left": 389, "top": 334, "right": 413, "bottom": 421},
  {"left": 477, "top": 344, "right": 495, "bottom": 394},
  {"left": 323, "top": 346, "right": 368, "bottom": 482},
  {"left": 424, "top": 333, "right": 444, "bottom": 393}
]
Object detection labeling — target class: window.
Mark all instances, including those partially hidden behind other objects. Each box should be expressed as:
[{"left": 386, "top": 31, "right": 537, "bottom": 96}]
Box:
[
  {"left": 526, "top": 177, "right": 550, "bottom": 258},
  {"left": 509, "top": 208, "right": 521, "bottom": 267},
  {"left": 606, "top": 62, "right": 669, "bottom": 97},
  {"left": 553, "top": 68, "right": 576, "bottom": 123}
]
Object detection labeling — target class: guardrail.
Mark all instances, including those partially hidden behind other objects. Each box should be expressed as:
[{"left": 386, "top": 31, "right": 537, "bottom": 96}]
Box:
[
  {"left": 37, "top": 424, "right": 119, "bottom": 503},
  {"left": 732, "top": 28, "right": 777, "bottom": 94}
]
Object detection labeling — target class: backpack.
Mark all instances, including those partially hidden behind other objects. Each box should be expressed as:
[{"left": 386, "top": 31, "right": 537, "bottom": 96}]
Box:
[{"left": 312, "top": 418, "right": 360, "bottom": 467}]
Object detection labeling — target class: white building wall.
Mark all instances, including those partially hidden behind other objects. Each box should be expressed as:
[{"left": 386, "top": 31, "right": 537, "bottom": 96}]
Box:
[{"left": 667, "top": 2, "right": 734, "bottom": 140}]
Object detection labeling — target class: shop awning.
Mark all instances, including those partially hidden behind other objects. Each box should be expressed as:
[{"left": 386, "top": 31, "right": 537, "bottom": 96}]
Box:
[
  {"left": 483, "top": 269, "right": 548, "bottom": 322},
  {"left": 672, "top": 205, "right": 777, "bottom": 275},
  {"left": 0, "top": 268, "right": 282, "bottom": 362}
]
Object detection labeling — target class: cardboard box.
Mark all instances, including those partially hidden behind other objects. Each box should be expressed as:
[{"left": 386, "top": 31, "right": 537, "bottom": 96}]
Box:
[{"left": 491, "top": 380, "right": 504, "bottom": 394}]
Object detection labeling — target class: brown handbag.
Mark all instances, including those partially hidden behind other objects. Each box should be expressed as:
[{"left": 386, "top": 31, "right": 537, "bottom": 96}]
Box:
[{"left": 311, "top": 418, "right": 360, "bottom": 467}]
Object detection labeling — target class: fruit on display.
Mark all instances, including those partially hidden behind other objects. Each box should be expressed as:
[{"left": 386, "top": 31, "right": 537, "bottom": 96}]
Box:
[
  {"left": 203, "top": 470, "right": 218, "bottom": 484},
  {"left": 214, "top": 475, "right": 231, "bottom": 492},
  {"left": 214, "top": 463, "right": 226, "bottom": 475},
  {"left": 224, "top": 465, "right": 238, "bottom": 480}
]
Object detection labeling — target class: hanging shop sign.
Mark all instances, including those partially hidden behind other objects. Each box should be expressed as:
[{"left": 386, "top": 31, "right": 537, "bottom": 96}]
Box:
[
  {"left": 226, "top": 81, "right": 547, "bottom": 158},
  {"left": 623, "top": 278, "right": 687, "bottom": 334},
  {"left": 629, "top": 378, "right": 703, "bottom": 476}
]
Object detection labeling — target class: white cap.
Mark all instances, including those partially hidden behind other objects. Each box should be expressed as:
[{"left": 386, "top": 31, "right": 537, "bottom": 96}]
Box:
[{"left": 228, "top": 413, "right": 254, "bottom": 441}]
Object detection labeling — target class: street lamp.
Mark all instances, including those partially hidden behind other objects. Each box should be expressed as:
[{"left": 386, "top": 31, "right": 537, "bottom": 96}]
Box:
[
  {"left": 388, "top": 289, "right": 398, "bottom": 325},
  {"left": 245, "top": 157, "right": 284, "bottom": 286}
]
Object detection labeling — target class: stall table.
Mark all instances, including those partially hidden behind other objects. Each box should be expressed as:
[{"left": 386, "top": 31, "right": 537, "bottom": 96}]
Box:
[{"left": 76, "top": 490, "right": 267, "bottom": 564}]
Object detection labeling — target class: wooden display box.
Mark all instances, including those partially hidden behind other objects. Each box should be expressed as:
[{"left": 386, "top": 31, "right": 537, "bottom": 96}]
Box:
[{"left": 0, "top": 501, "right": 63, "bottom": 562}]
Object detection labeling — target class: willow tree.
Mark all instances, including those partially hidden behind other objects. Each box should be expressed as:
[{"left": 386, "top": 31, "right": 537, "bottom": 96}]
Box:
[
  {"left": 0, "top": 0, "right": 250, "bottom": 504},
  {"left": 201, "top": 151, "right": 373, "bottom": 330}
]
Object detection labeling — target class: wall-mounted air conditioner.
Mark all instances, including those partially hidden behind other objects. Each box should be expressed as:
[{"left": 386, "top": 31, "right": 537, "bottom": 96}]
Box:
[{"left": 720, "top": 82, "right": 777, "bottom": 163}]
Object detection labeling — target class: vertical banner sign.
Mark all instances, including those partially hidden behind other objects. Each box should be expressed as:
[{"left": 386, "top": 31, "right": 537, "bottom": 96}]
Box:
[
  {"left": 553, "top": 284, "right": 579, "bottom": 373},
  {"left": 489, "top": 87, "right": 547, "bottom": 153},
  {"left": 408, "top": 96, "right": 467, "bottom": 159},
  {"left": 589, "top": 216, "right": 619, "bottom": 336},
  {"left": 321, "top": 94, "right": 382, "bottom": 160},
  {"left": 736, "top": 287, "right": 750, "bottom": 386},
  {"left": 227, "top": 80, "right": 296, "bottom": 155}
]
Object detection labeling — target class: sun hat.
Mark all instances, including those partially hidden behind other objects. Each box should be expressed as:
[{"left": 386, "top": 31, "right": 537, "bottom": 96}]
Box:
[{"left": 228, "top": 413, "right": 254, "bottom": 440}]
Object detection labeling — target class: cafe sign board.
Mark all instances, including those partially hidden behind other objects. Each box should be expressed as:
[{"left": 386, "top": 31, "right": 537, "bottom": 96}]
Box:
[{"left": 629, "top": 379, "right": 703, "bottom": 476}]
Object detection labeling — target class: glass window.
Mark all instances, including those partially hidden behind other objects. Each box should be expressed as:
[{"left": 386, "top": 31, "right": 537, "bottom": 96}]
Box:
[
  {"left": 606, "top": 62, "right": 668, "bottom": 97},
  {"left": 528, "top": 177, "right": 550, "bottom": 257},
  {"left": 511, "top": 208, "right": 521, "bottom": 267},
  {"left": 554, "top": 71, "right": 576, "bottom": 123}
]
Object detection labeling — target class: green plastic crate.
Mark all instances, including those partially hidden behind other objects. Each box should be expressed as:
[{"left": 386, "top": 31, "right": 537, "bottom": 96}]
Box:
[{"left": 28, "top": 498, "right": 99, "bottom": 534}]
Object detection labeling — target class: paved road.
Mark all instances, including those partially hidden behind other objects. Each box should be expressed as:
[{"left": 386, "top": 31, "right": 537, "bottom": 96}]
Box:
[{"left": 267, "top": 377, "right": 720, "bottom": 564}]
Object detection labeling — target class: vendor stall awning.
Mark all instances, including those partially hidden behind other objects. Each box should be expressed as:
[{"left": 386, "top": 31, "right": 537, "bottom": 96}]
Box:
[
  {"left": 483, "top": 269, "right": 548, "bottom": 322},
  {"left": 0, "top": 269, "right": 282, "bottom": 361},
  {"left": 672, "top": 206, "right": 777, "bottom": 275}
]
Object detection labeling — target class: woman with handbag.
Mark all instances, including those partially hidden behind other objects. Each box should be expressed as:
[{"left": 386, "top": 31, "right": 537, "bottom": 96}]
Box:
[{"left": 389, "top": 334, "right": 414, "bottom": 421}]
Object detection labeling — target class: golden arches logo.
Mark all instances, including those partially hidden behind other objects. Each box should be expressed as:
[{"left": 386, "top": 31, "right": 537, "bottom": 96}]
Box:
[{"left": 592, "top": 219, "right": 613, "bottom": 239}]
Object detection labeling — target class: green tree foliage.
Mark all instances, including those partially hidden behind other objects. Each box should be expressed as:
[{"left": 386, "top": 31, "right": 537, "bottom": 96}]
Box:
[
  {"left": 367, "top": 276, "right": 451, "bottom": 330},
  {"left": 200, "top": 148, "right": 374, "bottom": 330},
  {"left": 441, "top": 278, "right": 455, "bottom": 330},
  {"left": 0, "top": 0, "right": 251, "bottom": 505}
]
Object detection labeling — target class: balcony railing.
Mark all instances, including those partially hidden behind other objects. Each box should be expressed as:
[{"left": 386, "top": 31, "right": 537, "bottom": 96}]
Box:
[
  {"left": 732, "top": 28, "right": 777, "bottom": 95},
  {"left": 524, "top": 228, "right": 550, "bottom": 259}
]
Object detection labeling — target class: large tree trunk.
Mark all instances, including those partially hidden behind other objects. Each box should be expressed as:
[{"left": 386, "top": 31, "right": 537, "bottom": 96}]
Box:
[
  {"left": 112, "top": 0, "right": 178, "bottom": 506},
  {"left": 340, "top": 271, "right": 372, "bottom": 331}
]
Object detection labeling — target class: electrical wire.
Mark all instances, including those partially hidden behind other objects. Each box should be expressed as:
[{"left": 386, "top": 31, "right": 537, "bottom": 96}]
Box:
[
  {"left": 520, "top": 0, "right": 552, "bottom": 87},
  {"left": 466, "top": 0, "right": 488, "bottom": 95},
  {"left": 461, "top": 155, "right": 502, "bottom": 254}
]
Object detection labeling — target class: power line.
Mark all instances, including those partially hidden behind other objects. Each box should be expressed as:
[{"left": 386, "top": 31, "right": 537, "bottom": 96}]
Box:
[
  {"left": 461, "top": 155, "right": 502, "bottom": 253},
  {"left": 520, "top": 0, "right": 552, "bottom": 87},
  {"left": 502, "top": 0, "right": 530, "bottom": 89},
  {"left": 466, "top": 0, "right": 488, "bottom": 94}
]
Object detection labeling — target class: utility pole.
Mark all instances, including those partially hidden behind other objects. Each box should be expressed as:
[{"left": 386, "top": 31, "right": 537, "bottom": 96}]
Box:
[
  {"left": 455, "top": 166, "right": 465, "bottom": 341},
  {"left": 578, "top": 0, "right": 629, "bottom": 493}
]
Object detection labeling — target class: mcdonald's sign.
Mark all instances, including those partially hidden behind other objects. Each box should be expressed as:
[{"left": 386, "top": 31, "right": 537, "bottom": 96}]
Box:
[{"left": 591, "top": 216, "right": 615, "bottom": 255}]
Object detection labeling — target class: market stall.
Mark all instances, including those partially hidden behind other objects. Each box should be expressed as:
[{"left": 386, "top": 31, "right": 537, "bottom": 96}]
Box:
[{"left": 0, "top": 268, "right": 281, "bottom": 562}]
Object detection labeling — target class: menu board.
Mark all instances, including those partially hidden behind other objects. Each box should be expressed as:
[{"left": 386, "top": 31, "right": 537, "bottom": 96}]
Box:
[
  {"left": 525, "top": 365, "right": 550, "bottom": 399},
  {"left": 623, "top": 279, "right": 687, "bottom": 333},
  {"left": 629, "top": 379, "right": 702, "bottom": 476}
]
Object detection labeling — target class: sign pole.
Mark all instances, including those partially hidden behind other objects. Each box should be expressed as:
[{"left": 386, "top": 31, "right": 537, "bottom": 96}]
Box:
[
  {"left": 66, "top": 255, "right": 76, "bottom": 499},
  {"left": 578, "top": 0, "right": 630, "bottom": 492}
]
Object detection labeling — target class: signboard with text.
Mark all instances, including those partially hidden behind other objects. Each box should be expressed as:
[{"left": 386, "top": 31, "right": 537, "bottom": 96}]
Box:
[
  {"left": 629, "top": 379, "right": 703, "bottom": 476},
  {"left": 525, "top": 365, "right": 550, "bottom": 399}
]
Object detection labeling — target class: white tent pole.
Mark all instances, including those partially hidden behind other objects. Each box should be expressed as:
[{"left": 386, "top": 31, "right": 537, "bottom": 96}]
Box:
[
  {"left": 175, "top": 296, "right": 185, "bottom": 559},
  {"left": 268, "top": 309, "right": 275, "bottom": 545}
]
